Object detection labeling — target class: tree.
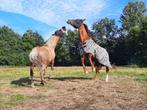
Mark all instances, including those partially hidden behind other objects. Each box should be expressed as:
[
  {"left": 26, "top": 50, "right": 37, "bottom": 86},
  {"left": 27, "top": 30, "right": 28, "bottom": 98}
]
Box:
[
  {"left": 120, "top": 1, "right": 146, "bottom": 31},
  {"left": 139, "top": 17, "right": 147, "bottom": 66},
  {"left": 120, "top": 1, "right": 147, "bottom": 66},
  {"left": 22, "top": 29, "right": 44, "bottom": 51},
  {"left": 21, "top": 29, "right": 44, "bottom": 65},
  {"left": 92, "top": 18, "right": 120, "bottom": 64},
  {"left": 55, "top": 30, "right": 81, "bottom": 66},
  {"left": 0, "top": 27, "right": 44, "bottom": 66},
  {"left": 0, "top": 26, "right": 22, "bottom": 65},
  {"left": 124, "top": 17, "right": 147, "bottom": 66}
]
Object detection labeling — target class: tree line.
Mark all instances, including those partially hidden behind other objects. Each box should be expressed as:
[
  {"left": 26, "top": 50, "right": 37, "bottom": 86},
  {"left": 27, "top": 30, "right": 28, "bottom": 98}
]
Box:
[{"left": 0, "top": 1, "right": 147, "bottom": 66}]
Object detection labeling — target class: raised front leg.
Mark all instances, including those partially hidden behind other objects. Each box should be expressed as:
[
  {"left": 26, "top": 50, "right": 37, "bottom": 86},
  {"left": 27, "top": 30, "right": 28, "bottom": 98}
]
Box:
[
  {"left": 88, "top": 53, "right": 95, "bottom": 72},
  {"left": 81, "top": 54, "right": 88, "bottom": 74}
]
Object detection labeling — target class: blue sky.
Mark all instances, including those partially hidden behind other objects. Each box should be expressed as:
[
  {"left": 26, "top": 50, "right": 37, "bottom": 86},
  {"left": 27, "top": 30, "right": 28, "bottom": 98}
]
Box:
[{"left": 0, "top": 0, "right": 146, "bottom": 40}]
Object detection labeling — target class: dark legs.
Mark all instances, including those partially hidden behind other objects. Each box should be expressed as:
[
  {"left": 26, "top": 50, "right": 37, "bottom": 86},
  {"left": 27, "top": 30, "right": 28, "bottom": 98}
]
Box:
[
  {"left": 93, "top": 65, "right": 99, "bottom": 80},
  {"left": 30, "top": 64, "right": 35, "bottom": 86},
  {"left": 88, "top": 53, "right": 95, "bottom": 72},
  {"left": 81, "top": 54, "right": 88, "bottom": 74},
  {"left": 81, "top": 53, "right": 95, "bottom": 74}
]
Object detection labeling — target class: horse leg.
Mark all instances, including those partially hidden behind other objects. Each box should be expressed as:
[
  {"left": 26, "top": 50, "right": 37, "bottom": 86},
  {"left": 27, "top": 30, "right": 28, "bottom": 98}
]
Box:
[
  {"left": 81, "top": 54, "right": 88, "bottom": 74},
  {"left": 88, "top": 53, "right": 95, "bottom": 72},
  {"left": 40, "top": 65, "right": 47, "bottom": 85},
  {"left": 30, "top": 63, "right": 35, "bottom": 86},
  {"left": 105, "top": 66, "right": 109, "bottom": 82},
  {"left": 51, "top": 60, "right": 54, "bottom": 71},
  {"left": 93, "top": 65, "right": 99, "bottom": 80}
]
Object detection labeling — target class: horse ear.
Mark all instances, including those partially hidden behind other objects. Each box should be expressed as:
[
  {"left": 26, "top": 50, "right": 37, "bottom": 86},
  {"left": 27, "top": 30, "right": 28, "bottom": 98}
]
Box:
[
  {"left": 62, "top": 26, "right": 66, "bottom": 31},
  {"left": 82, "top": 19, "right": 86, "bottom": 21}
]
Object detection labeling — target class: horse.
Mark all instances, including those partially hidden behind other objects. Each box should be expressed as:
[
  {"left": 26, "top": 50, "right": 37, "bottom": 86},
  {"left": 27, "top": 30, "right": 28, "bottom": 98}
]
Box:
[
  {"left": 29, "top": 26, "right": 67, "bottom": 85},
  {"left": 79, "top": 41, "right": 95, "bottom": 74},
  {"left": 67, "top": 19, "right": 96, "bottom": 74},
  {"left": 67, "top": 19, "right": 112, "bottom": 82}
]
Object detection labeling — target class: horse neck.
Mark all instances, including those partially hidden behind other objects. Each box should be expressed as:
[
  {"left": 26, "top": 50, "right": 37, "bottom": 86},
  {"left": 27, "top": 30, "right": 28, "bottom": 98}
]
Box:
[
  {"left": 46, "top": 35, "right": 61, "bottom": 49},
  {"left": 79, "top": 24, "right": 90, "bottom": 43}
]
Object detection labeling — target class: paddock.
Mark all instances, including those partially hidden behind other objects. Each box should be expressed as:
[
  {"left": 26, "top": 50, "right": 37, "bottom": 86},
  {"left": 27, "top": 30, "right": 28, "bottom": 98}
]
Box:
[{"left": 0, "top": 66, "right": 146, "bottom": 110}]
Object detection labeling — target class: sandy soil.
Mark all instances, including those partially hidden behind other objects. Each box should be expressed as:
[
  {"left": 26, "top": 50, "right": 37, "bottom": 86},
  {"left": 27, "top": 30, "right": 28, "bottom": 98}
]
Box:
[{"left": 5, "top": 76, "right": 146, "bottom": 110}]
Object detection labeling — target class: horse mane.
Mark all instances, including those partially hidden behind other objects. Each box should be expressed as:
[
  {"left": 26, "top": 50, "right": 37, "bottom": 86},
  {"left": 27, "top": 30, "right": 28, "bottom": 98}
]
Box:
[
  {"left": 83, "top": 24, "right": 91, "bottom": 37},
  {"left": 45, "top": 36, "right": 54, "bottom": 46}
]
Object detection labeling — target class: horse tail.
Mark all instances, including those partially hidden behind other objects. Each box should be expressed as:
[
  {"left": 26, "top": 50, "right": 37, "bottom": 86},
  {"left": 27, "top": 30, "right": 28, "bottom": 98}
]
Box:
[{"left": 29, "top": 47, "right": 39, "bottom": 78}]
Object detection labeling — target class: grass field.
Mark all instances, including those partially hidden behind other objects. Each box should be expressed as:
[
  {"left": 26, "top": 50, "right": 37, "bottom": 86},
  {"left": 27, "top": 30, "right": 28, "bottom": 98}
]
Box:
[{"left": 0, "top": 66, "right": 147, "bottom": 110}]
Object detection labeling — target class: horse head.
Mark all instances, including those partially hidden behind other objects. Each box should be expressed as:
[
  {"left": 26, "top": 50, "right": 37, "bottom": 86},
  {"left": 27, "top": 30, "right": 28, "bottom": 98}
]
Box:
[
  {"left": 54, "top": 26, "right": 68, "bottom": 37},
  {"left": 67, "top": 19, "right": 85, "bottom": 29}
]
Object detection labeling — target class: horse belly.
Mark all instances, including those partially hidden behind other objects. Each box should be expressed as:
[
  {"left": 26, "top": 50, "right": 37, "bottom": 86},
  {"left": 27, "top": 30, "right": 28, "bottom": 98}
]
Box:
[{"left": 38, "top": 48, "right": 52, "bottom": 65}]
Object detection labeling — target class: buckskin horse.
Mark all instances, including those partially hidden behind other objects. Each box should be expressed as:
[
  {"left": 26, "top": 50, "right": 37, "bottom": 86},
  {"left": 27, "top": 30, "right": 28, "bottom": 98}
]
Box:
[
  {"left": 29, "top": 26, "right": 67, "bottom": 85},
  {"left": 67, "top": 19, "right": 111, "bottom": 82}
]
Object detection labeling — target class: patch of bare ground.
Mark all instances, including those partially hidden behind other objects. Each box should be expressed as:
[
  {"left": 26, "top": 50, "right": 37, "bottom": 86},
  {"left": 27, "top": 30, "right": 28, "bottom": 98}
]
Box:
[{"left": 6, "top": 76, "right": 147, "bottom": 110}]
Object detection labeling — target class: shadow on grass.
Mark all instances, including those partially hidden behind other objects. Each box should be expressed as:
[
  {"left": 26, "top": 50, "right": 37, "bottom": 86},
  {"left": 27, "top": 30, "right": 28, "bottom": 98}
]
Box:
[
  {"left": 10, "top": 76, "right": 92, "bottom": 87},
  {"left": 48, "top": 76, "right": 92, "bottom": 81},
  {"left": 11, "top": 77, "right": 31, "bottom": 87},
  {"left": 11, "top": 77, "right": 45, "bottom": 87},
  {"left": 11, "top": 78, "right": 47, "bottom": 87}
]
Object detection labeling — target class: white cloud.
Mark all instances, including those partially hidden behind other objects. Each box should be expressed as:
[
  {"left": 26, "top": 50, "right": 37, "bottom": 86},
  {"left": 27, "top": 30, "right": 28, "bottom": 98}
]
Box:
[{"left": 0, "top": 0, "right": 107, "bottom": 27}]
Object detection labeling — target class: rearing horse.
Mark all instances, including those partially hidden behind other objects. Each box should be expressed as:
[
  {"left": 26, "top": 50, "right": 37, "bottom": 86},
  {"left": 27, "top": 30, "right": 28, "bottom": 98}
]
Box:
[
  {"left": 29, "top": 26, "right": 67, "bottom": 85},
  {"left": 67, "top": 19, "right": 111, "bottom": 82}
]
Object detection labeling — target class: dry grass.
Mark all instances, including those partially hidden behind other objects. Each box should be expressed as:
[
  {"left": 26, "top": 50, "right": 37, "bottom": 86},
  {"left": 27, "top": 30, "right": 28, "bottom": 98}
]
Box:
[{"left": 0, "top": 66, "right": 146, "bottom": 110}]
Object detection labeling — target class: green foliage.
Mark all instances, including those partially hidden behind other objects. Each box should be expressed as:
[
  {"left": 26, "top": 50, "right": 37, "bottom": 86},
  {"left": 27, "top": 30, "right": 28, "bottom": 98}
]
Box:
[
  {"left": 0, "top": 26, "right": 44, "bottom": 66},
  {"left": 0, "top": 26, "right": 22, "bottom": 65},
  {"left": 55, "top": 30, "right": 81, "bottom": 66},
  {"left": 92, "top": 17, "right": 118, "bottom": 40},
  {"left": 126, "top": 17, "right": 147, "bottom": 66},
  {"left": 119, "top": 1, "right": 147, "bottom": 66},
  {"left": 22, "top": 30, "right": 44, "bottom": 51},
  {"left": 21, "top": 30, "right": 44, "bottom": 65},
  {"left": 120, "top": 1, "right": 146, "bottom": 31},
  {"left": 92, "top": 17, "right": 121, "bottom": 65}
]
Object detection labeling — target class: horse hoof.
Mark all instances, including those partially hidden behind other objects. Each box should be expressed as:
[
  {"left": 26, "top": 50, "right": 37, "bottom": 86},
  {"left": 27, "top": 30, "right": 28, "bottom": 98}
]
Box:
[
  {"left": 93, "top": 78, "right": 96, "bottom": 80},
  {"left": 31, "top": 83, "right": 35, "bottom": 88},
  {"left": 105, "top": 74, "right": 109, "bottom": 82},
  {"left": 51, "top": 67, "right": 54, "bottom": 71},
  {"left": 92, "top": 68, "right": 95, "bottom": 72},
  {"left": 40, "top": 82, "right": 44, "bottom": 86},
  {"left": 85, "top": 71, "right": 88, "bottom": 74}
]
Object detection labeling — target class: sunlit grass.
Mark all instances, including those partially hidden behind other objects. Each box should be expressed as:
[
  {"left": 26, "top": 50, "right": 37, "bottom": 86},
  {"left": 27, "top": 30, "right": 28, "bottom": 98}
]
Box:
[
  {"left": 109, "top": 67, "right": 147, "bottom": 82},
  {"left": 0, "top": 66, "right": 146, "bottom": 81}
]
